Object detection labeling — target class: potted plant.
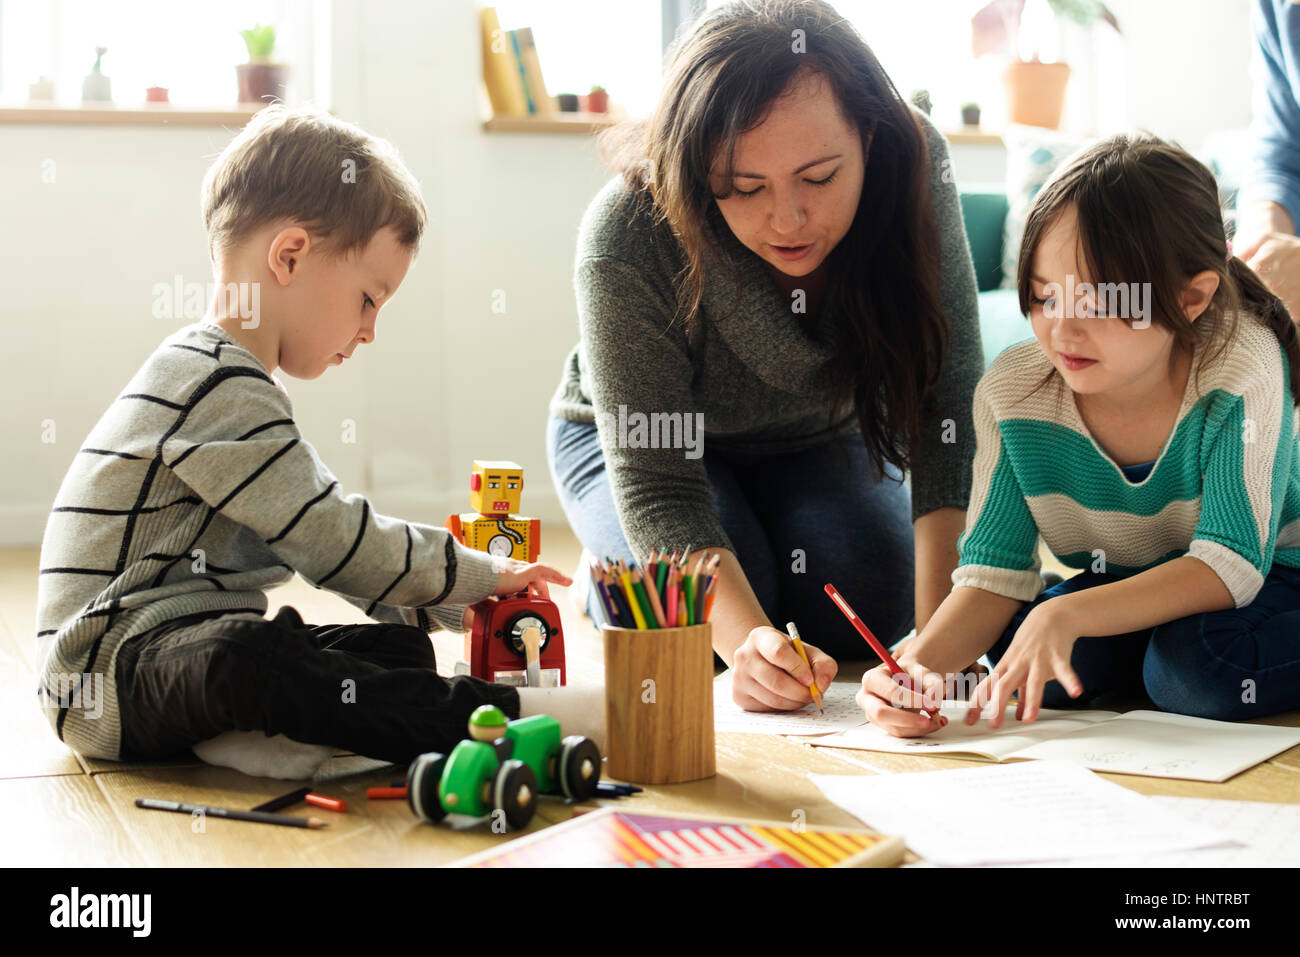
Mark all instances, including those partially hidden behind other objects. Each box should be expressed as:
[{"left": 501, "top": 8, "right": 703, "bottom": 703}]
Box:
[
  {"left": 586, "top": 84, "right": 608, "bottom": 114},
  {"left": 236, "top": 24, "right": 288, "bottom": 104},
  {"left": 971, "top": 0, "right": 1119, "bottom": 130},
  {"left": 82, "top": 47, "right": 112, "bottom": 103}
]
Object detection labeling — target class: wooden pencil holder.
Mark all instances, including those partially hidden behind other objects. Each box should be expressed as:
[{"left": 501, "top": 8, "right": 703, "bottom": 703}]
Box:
[{"left": 602, "top": 623, "right": 716, "bottom": 785}]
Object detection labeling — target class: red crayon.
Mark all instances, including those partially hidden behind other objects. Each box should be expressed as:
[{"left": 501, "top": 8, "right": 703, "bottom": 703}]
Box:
[
  {"left": 824, "top": 582, "right": 937, "bottom": 721},
  {"left": 305, "top": 793, "right": 347, "bottom": 813}
]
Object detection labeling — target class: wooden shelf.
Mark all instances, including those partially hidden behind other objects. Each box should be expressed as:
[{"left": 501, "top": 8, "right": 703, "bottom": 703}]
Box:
[
  {"left": 943, "top": 125, "right": 1004, "bottom": 145},
  {"left": 482, "top": 111, "right": 627, "bottom": 134},
  {"left": 0, "top": 103, "right": 264, "bottom": 127}
]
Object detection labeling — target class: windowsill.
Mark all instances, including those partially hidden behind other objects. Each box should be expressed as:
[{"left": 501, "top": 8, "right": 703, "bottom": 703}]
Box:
[
  {"left": 942, "top": 125, "right": 1003, "bottom": 145},
  {"left": 0, "top": 103, "right": 264, "bottom": 126},
  {"left": 479, "top": 114, "right": 1002, "bottom": 145},
  {"left": 482, "top": 112, "right": 628, "bottom": 134}
]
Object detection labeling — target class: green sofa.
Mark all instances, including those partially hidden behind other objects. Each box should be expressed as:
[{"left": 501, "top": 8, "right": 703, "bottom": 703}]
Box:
[{"left": 959, "top": 189, "right": 1034, "bottom": 368}]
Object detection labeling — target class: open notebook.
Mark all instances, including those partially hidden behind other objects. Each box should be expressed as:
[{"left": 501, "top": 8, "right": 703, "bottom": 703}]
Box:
[{"left": 808, "top": 700, "right": 1300, "bottom": 782}]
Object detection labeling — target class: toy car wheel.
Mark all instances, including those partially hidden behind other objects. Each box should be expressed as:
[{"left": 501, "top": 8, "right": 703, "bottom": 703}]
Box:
[
  {"left": 493, "top": 759, "right": 538, "bottom": 830},
  {"left": 558, "top": 735, "right": 602, "bottom": 801},
  {"left": 407, "top": 751, "right": 448, "bottom": 823}
]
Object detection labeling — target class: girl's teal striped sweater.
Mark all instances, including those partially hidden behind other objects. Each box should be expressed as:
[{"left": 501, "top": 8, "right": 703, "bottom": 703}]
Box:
[{"left": 954, "top": 315, "right": 1300, "bottom": 607}]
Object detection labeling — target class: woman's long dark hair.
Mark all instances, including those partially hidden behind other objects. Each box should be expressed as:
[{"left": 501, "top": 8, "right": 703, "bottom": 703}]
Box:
[
  {"left": 1016, "top": 131, "right": 1300, "bottom": 404},
  {"left": 597, "top": 0, "right": 948, "bottom": 479}
]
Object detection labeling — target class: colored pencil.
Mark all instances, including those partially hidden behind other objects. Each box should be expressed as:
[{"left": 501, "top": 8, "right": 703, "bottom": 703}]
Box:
[
  {"left": 824, "top": 582, "right": 935, "bottom": 720},
  {"left": 666, "top": 567, "right": 679, "bottom": 627},
  {"left": 786, "top": 621, "right": 824, "bottom": 714},
  {"left": 638, "top": 560, "right": 668, "bottom": 627},
  {"left": 251, "top": 786, "right": 311, "bottom": 813},
  {"left": 135, "top": 797, "right": 327, "bottom": 829},
  {"left": 620, "top": 571, "right": 648, "bottom": 629}
]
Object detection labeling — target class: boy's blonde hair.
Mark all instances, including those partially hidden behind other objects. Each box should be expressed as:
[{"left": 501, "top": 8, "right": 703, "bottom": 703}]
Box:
[{"left": 201, "top": 104, "right": 427, "bottom": 262}]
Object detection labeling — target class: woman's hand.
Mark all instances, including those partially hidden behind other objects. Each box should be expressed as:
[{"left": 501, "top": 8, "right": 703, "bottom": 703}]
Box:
[
  {"left": 856, "top": 655, "right": 948, "bottom": 737},
  {"left": 491, "top": 558, "right": 573, "bottom": 600},
  {"left": 1240, "top": 231, "right": 1300, "bottom": 325},
  {"left": 730, "top": 625, "right": 838, "bottom": 711},
  {"left": 965, "top": 599, "right": 1083, "bottom": 728}
]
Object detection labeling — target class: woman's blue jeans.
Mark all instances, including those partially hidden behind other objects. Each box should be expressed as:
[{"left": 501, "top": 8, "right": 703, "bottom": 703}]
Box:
[
  {"left": 546, "top": 415, "right": 916, "bottom": 659},
  {"left": 988, "top": 566, "right": 1300, "bottom": 720}
]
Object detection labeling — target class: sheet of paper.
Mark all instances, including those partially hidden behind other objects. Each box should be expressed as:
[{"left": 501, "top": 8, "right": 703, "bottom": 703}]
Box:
[
  {"left": 1012, "top": 710, "right": 1300, "bottom": 781},
  {"left": 997, "top": 797, "right": 1300, "bottom": 867},
  {"left": 811, "top": 699, "right": 1118, "bottom": 759},
  {"left": 810, "top": 760, "right": 1235, "bottom": 866},
  {"left": 713, "top": 671, "right": 868, "bottom": 735}
]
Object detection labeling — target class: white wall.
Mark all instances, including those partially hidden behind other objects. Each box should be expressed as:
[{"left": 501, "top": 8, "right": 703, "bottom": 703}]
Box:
[
  {"left": 0, "top": 0, "right": 614, "bottom": 551},
  {"left": 0, "top": 0, "right": 1263, "bottom": 548}
]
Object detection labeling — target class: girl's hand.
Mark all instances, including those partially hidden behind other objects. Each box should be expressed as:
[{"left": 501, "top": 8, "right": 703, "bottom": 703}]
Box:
[
  {"left": 857, "top": 656, "right": 948, "bottom": 737},
  {"left": 731, "top": 625, "right": 838, "bottom": 711},
  {"left": 965, "top": 600, "right": 1083, "bottom": 728},
  {"left": 491, "top": 558, "right": 573, "bottom": 600}
]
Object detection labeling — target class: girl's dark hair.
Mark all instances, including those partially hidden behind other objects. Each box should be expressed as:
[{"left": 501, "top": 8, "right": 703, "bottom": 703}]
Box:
[
  {"left": 596, "top": 0, "right": 948, "bottom": 479},
  {"left": 1016, "top": 131, "right": 1300, "bottom": 404}
]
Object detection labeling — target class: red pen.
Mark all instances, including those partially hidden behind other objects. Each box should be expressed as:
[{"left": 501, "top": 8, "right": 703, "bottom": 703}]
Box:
[{"left": 824, "top": 582, "right": 939, "bottom": 722}]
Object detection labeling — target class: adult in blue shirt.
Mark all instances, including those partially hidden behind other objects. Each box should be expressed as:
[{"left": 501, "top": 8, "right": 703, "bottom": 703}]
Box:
[{"left": 1237, "top": 0, "right": 1300, "bottom": 322}]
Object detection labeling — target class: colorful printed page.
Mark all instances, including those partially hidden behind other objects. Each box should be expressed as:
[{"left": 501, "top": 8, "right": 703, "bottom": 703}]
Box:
[
  {"left": 713, "top": 670, "right": 869, "bottom": 735},
  {"left": 452, "top": 809, "right": 905, "bottom": 868},
  {"left": 812, "top": 702, "right": 1300, "bottom": 782},
  {"left": 811, "top": 760, "right": 1237, "bottom": 866}
]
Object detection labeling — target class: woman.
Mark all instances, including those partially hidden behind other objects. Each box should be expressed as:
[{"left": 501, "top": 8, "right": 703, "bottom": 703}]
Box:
[{"left": 546, "top": 0, "right": 984, "bottom": 711}]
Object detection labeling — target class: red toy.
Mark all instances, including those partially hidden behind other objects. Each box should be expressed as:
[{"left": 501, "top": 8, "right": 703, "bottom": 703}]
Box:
[{"left": 464, "top": 584, "right": 566, "bottom": 687}]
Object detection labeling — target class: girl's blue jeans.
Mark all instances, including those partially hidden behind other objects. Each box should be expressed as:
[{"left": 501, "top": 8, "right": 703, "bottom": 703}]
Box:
[
  {"left": 988, "top": 565, "right": 1300, "bottom": 720},
  {"left": 546, "top": 415, "right": 916, "bottom": 659}
]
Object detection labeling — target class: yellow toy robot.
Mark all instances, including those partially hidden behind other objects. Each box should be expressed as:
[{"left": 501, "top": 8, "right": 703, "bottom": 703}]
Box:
[{"left": 445, "top": 460, "right": 540, "bottom": 562}]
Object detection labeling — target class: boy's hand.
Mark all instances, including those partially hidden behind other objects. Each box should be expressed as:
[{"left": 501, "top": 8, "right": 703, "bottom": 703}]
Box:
[{"left": 491, "top": 557, "right": 572, "bottom": 599}]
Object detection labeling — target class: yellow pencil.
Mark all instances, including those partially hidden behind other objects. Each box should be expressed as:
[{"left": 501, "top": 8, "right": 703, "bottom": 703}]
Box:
[
  {"left": 786, "top": 621, "right": 823, "bottom": 714},
  {"left": 619, "top": 571, "right": 648, "bottom": 630}
]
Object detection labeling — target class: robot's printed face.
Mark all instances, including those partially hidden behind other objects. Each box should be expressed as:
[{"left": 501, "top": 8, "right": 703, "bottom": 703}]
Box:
[{"left": 470, "top": 461, "right": 524, "bottom": 515}]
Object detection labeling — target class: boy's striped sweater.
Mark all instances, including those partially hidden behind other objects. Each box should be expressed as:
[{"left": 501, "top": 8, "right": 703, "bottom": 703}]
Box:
[
  {"left": 954, "top": 315, "right": 1300, "bottom": 606},
  {"left": 35, "top": 322, "right": 500, "bottom": 760}
]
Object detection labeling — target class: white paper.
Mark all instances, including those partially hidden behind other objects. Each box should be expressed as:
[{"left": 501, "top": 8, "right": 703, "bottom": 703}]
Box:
[
  {"left": 810, "top": 760, "right": 1235, "bottom": 866},
  {"left": 1010, "top": 710, "right": 1300, "bottom": 782},
  {"left": 1000, "top": 797, "right": 1300, "bottom": 868},
  {"left": 813, "top": 699, "right": 1117, "bottom": 759},
  {"left": 713, "top": 670, "right": 868, "bottom": 735},
  {"left": 812, "top": 701, "right": 1300, "bottom": 783}
]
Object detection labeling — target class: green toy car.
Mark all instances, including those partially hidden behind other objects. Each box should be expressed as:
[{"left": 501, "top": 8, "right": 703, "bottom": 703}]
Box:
[{"left": 407, "top": 706, "right": 602, "bottom": 830}]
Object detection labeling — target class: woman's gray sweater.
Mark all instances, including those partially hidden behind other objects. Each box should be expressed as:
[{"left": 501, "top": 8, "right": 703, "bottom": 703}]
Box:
[{"left": 549, "top": 109, "right": 985, "bottom": 560}]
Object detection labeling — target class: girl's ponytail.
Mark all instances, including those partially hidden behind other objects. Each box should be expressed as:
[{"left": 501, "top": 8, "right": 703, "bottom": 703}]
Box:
[{"left": 1225, "top": 255, "right": 1300, "bottom": 405}]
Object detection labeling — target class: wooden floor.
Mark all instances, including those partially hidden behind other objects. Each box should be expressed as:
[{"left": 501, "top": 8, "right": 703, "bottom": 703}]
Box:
[{"left": 3, "top": 530, "right": 1298, "bottom": 867}]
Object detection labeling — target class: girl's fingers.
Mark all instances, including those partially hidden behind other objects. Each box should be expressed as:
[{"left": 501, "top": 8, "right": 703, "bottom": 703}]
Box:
[
  {"left": 988, "top": 664, "right": 1020, "bottom": 729},
  {"left": 856, "top": 684, "right": 945, "bottom": 736},
  {"left": 1022, "top": 664, "right": 1046, "bottom": 722},
  {"left": 965, "top": 672, "right": 993, "bottom": 724},
  {"left": 1053, "top": 655, "right": 1084, "bottom": 699}
]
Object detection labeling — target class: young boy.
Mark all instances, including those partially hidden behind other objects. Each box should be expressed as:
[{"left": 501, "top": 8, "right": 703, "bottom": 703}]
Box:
[{"left": 34, "top": 105, "right": 601, "bottom": 776}]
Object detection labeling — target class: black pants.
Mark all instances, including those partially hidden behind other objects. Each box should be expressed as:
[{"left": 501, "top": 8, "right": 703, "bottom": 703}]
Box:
[{"left": 114, "top": 606, "right": 521, "bottom": 765}]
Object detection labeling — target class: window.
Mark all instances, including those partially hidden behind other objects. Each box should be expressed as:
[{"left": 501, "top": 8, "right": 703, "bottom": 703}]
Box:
[
  {"left": 0, "top": 0, "right": 326, "bottom": 108},
  {"left": 697, "top": 0, "right": 985, "bottom": 130},
  {"left": 493, "top": 0, "right": 665, "bottom": 118}
]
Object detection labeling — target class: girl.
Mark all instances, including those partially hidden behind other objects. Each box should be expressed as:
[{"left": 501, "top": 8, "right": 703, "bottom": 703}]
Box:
[
  {"left": 858, "top": 131, "right": 1300, "bottom": 736},
  {"left": 546, "top": 0, "right": 986, "bottom": 712}
]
